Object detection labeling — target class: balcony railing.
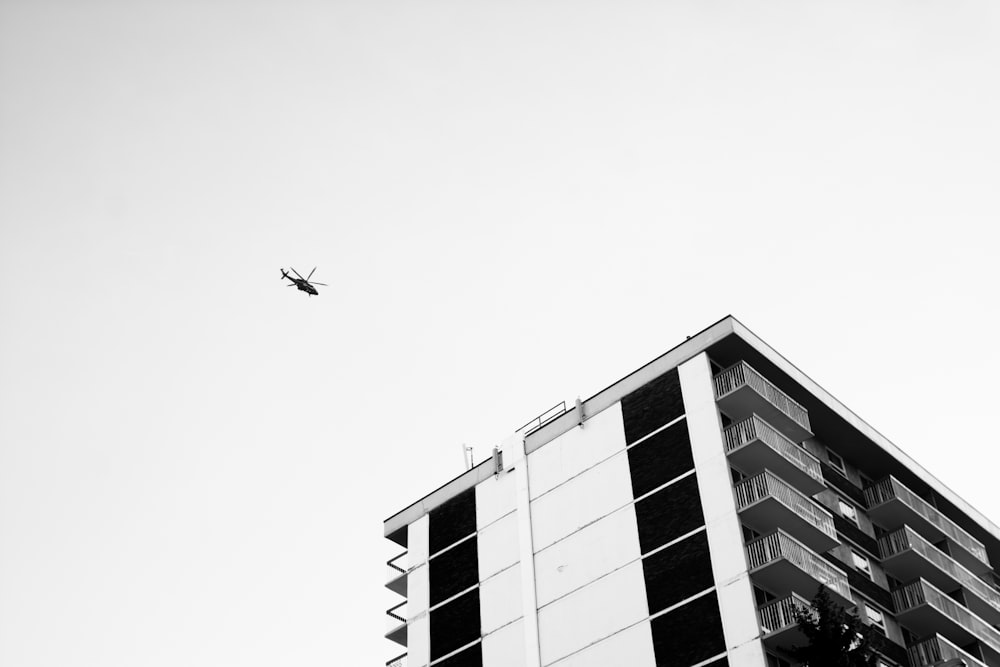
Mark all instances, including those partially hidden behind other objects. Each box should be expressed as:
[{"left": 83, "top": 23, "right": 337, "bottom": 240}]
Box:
[
  {"left": 865, "top": 476, "right": 990, "bottom": 572},
  {"left": 879, "top": 526, "right": 1000, "bottom": 622},
  {"left": 386, "top": 600, "right": 407, "bottom": 645},
  {"left": 735, "top": 470, "right": 838, "bottom": 551},
  {"left": 714, "top": 361, "right": 812, "bottom": 440},
  {"left": 893, "top": 579, "right": 1000, "bottom": 657},
  {"left": 387, "top": 551, "right": 407, "bottom": 577},
  {"left": 386, "top": 551, "right": 408, "bottom": 596},
  {"left": 908, "top": 634, "right": 986, "bottom": 667},
  {"left": 724, "top": 415, "right": 824, "bottom": 494},
  {"left": 747, "top": 530, "right": 852, "bottom": 602},
  {"left": 758, "top": 592, "right": 813, "bottom": 634},
  {"left": 386, "top": 653, "right": 408, "bottom": 667}
]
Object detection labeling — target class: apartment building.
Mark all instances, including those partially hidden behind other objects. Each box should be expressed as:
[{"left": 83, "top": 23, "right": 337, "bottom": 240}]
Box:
[{"left": 383, "top": 316, "right": 1000, "bottom": 667}]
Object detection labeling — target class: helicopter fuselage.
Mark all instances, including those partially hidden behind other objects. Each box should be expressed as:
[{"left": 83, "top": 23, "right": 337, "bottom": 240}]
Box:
[
  {"left": 295, "top": 281, "right": 318, "bottom": 295},
  {"left": 281, "top": 268, "right": 323, "bottom": 296}
]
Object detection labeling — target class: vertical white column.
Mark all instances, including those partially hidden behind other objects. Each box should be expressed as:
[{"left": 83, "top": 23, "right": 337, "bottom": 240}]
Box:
[
  {"left": 502, "top": 432, "right": 542, "bottom": 667},
  {"left": 406, "top": 515, "right": 430, "bottom": 667},
  {"left": 679, "top": 353, "right": 767, "bottom": 666}
]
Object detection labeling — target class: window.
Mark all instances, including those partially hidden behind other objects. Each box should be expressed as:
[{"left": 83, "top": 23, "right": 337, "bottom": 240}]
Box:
[
  {"left": 754, "top": 586, "right": 776, "bottom": 606},
  {"left": 852, "top": 550, "right": 872, "bottom": 579},
  {"left": 827, "top": 449, "right": 846, "bottom": 473},
  {"left": 839, "top": 499, "right": 859, "bottom": 525},
  {"left": 865, "top": 604, "right": 886, "bottom": 634}
]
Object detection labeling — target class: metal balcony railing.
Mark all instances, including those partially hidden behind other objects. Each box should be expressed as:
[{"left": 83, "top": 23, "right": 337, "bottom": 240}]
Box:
[
  {"left": 386, "top": 600, "right": 406, "bottom": 635},
  {"left": 865, "top": 477, "right": 990, "bottom": 568},
  {"left": 714, "top": 361, "right": 811, "bottom": 434},
  {"left": 387, "top": 551, "right": 407, "bottom": 581},
  {"left": 735, "top": 471, "right": 837, "bottom": 542},
  {"left": 758, "top": 592, "right": 813, "bottom": 634},
  {"left": 724, "top": 415, "right": 823, "bottom": 484},
  {"left": 893, "top": 579, "right": 1000, "bottom": 656},
  {"left": 386, "top": 653, "right": 407, "bottom": 667},
  {"left": 908, "top": 634, "right": 986, "bottom": 667},
  {"left": 747, "top": 531, "right": 852, "bottom": 601},
  {"left": 879, "top": 526, "right": 1000, "bottom": 617}
]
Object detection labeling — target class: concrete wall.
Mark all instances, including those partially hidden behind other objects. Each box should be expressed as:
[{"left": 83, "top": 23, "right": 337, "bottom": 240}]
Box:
[
  {"left": 536, "top": 560, "right": 649, "bottom": 665},
  {"left": 527, "top": 403, "right": 626, "bottom": 500},
  {"left": 483, "top": 618, "right": 525, "bottom": 667},
  {"left": 530, "top": 451, "right": 633, "bottom": 552},
  {"left": 534, "top": 504, "right": 641, "bottom": 608},
  {"left": 680, "top": 353, "right": 766, "bottom": 666},
  {"left": 477, "top": 510, "right": 519, "bottom": 581},
  {"left": 552, "top": 621, "right": 655, "bottom": 667},
  {"left": 406, "top": 515, "right": 430, "bottom": 666}
]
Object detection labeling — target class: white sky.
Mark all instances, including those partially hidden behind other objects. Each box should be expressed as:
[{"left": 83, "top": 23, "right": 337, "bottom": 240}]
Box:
[{"left": 1, "top": 1, "right": 999, "bottom": 664}]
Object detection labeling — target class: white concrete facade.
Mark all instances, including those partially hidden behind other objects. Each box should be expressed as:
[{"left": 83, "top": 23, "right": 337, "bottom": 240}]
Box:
[
  {"left": 534, "top": 503, "right": 641, "bottom": 608},
  {"left": 386, "top": 316, "right": 1000, "bottom": 667},
  {"left": 536, "top": 559, "right": 650, "bottom": 666},
  {"left": 680, "top": 353, "right": 767, "bottom": 667},
  {"left": 529, "top": 451, "right": 634, "bottom": 552}
]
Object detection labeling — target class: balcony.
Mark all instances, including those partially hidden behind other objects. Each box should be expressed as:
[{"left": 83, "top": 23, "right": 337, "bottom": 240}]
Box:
[
  {"left": 385, "top": 601, "right": 407, "bottom": 646},
  {"left": 865, "top": 476, "right": 991, "bottom": 575},
  {"left": 386, "top": 551, "right": 408, "bottom": 596},
  {"left": 735, "top": 470, "right": 839, "bottom": 553},
  {"left": 746, "top": 530, "right": 853, "bottom": 607},
  {"left": 757, "top": 592, "right": 813, "bottom": 650},
  {"left": 724, "top": 415, "right": 825, "bottom": 495},
  {"left": 714, "top": 361, "right": 812, "bottom": 442},
  {"left": 386, "top": 654, "right": 408, "bottom": 667},
  {"left": 892, "top": 579, "right": 1000, "bottom": 662},
  {"left": 879, "top": 526, "right": 1000, "bottom": 624},
  {"left": 908, "top": 634, "right": 986, "bottom": 667}
]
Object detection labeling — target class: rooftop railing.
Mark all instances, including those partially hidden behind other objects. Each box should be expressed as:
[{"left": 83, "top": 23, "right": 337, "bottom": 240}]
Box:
[
  {"left": 747, "top": 530, "right": 851, "bottom": 601},
  {"left": 724, "top": 415, "right": 823, "bottom": 484},
  {"left": 908, "top": 634, "right": 986, "bottom": 667},
  {"left": 518, "top": 401, "right": 567, "bottom": 434},
  {"left": 879, "top": 526, "right": 1000, "bottom": 616},
  {"left": 714, "top": 361, "right": 811, "bottom": 433},
  {"left": 865, "top": 477, "right": 989, "bottom": 567},
  {"left": 735, "top": 471, "right": 837, "bottom": 542},
  {"left": 893, "top": 579, "right": 1000, "bottom": 656}
]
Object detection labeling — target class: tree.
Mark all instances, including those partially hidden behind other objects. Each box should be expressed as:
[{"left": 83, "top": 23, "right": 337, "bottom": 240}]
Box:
[{"left": 790, "top": 585, "right": 881, "bottom": 667}]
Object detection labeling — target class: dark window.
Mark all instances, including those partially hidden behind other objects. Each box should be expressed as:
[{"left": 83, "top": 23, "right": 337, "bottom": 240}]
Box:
[
  {"left": 642, "top": 531, "right": 714, "bottom": 614},
  {"left": 621, "top": 368, "right": 685, "bottom": 445},
  {"left": 754, "top": 586, "right": 776, "bottom": 606},
  {"left": 634, "top": 474, "right": 705, "bottom": 554},
  {"left": 433, "top": 641, "right": 482, "bottom": 667},
  {"left": 627, "top": 419, "right": 694, "bottom": 498},
  {"left": 430, "top": 588, "right": 481, "bottom": 661},
  {"left": 430, "top": 537, "right": 478, "bottom": 606},
  {"left": 430, "top": 488, "right": 476, "bottom": 556},
  {"left": 650, "top": 591, "right": 726, "bottom": 666}
]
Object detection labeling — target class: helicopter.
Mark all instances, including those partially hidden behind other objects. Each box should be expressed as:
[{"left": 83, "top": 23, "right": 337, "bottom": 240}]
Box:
[{"left": 281, "top": 267, "right": 327, "bottom": 296}]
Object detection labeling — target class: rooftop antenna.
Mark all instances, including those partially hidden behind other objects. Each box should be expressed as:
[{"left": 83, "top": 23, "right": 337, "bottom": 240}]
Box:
[{"left": 463, "top": 444, "right": 474, "bottom": 471}]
